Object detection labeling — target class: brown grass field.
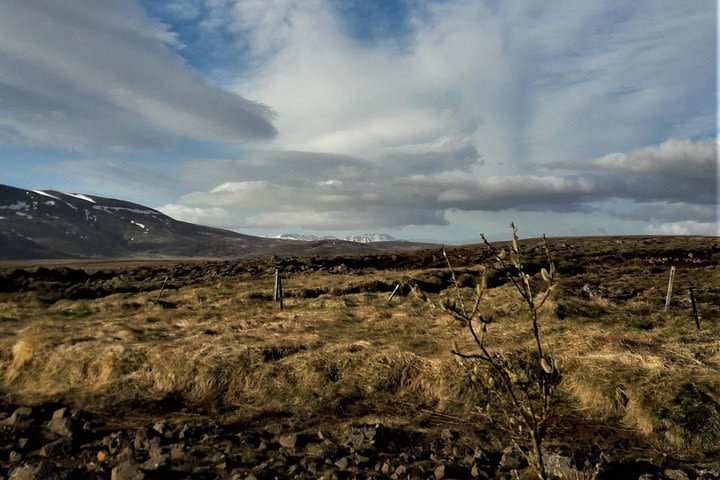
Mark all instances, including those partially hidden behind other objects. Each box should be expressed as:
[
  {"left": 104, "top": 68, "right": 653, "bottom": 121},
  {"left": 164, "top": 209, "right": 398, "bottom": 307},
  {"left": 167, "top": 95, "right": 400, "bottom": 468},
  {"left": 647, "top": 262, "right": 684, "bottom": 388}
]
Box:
[{"left": 0, "top": 235, "right": 718, "bottom": 479}]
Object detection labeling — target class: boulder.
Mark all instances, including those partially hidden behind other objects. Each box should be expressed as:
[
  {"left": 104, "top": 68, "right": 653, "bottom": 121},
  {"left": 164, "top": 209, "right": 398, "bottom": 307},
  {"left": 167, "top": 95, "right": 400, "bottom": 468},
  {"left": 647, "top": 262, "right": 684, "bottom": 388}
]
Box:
[
  {"left": 111, "top": 460, "right": 145, "bottom": 480},
  {"left": 10, "top": 460, "right": 68, "bottom": 480},
  {"left": 45, "top": 418, "right": 75, "bottom": 439},
  {"left": 50, "top": 408, "right": 69, "bottom": 420},
  {"left": 278, "top": 433, "right": 298, "bottom": 450},
  {"left": 39, "top": 438, "right": 72, "bottom": 458}
]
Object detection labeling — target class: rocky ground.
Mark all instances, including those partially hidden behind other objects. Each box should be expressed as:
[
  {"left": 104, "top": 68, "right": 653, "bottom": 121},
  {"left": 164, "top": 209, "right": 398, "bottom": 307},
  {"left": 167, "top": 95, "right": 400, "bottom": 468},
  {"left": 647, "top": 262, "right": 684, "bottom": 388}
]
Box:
[{"left": 2, "top": 402, "right": 717, "bottom": 480}]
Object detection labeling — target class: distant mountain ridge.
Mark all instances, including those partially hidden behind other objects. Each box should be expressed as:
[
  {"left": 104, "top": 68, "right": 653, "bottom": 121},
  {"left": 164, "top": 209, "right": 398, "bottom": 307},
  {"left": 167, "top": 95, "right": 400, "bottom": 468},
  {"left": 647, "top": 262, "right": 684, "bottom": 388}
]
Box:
[
  {"left": 276, "top": 233, "right": 401, "bottom": 243},
  {"left": 0, "top": 184, "right": 279, "bottom": 259},
  {"left": 0, "top": 184, "right": 433, "bottom": 260},
  {"left": 276, "top": 233, "right": 338, "bottom": 242}
]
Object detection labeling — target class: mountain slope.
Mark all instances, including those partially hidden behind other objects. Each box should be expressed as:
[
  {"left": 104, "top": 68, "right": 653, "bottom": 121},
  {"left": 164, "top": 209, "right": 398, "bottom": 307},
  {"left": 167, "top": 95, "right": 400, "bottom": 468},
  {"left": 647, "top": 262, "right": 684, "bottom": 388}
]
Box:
[
  {"left": 0, "top": 185, "right": 284, "bottom": 259},
  {"left": 0, "top": 185, "right": 436, "bottom": 260}
]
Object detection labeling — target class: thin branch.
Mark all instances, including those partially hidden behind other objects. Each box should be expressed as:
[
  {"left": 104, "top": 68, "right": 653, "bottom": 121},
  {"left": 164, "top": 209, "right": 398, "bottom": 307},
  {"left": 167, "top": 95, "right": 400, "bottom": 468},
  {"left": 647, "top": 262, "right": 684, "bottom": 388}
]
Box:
[
  {"left": 451, "top": 350, "right": 491, "bottom": 361},
  {"left": 536, "top": 288, "right": 553, "bottom": 310},
  {"left": 443, "top": 248, "right": 470, "bottom": 318}
]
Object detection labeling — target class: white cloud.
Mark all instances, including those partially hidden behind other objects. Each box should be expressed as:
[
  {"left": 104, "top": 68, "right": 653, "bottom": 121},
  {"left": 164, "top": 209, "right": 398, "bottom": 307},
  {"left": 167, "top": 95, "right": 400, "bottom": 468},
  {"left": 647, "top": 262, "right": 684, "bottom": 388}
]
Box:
[
  {"left": 152, "top": 0, "right": 717, "bottom": 239},
  {"left": 219, "top": 0, "right": 713, "bottom": 172},
  {"left": 647, "top": 221, "right": 718, "bottom": 236},
  {"left": 580, "top": 138, "right": 716, "bottom": 178},
  {"left": 8, "top": 0, "right": 713, "bottom": 240},
  {"left": 167, "top": 136, "right": 715, "bottom": 231},
  {"left": 243, "top": 207, "right": 448, "bottom": 229},
  {"left": 553, "top": 138, "right": 717, "bottom": 205},
  {"left": 157, "top": 204, "right": 232, "bottom": 226},
  {"left": 0, "top": 1, "right": 276, "bottom": 150}
]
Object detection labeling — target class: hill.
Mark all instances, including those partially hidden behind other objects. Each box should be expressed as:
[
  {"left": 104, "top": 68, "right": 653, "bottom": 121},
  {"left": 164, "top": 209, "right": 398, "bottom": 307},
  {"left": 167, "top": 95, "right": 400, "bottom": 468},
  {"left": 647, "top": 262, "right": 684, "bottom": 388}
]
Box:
[{"left": 0, "top": 185, "right": 433, "bottom": 260}]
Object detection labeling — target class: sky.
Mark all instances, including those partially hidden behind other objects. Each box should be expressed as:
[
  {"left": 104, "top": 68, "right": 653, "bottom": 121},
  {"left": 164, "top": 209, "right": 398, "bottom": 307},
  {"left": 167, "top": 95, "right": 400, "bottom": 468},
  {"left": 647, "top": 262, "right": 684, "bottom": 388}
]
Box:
[{"left": 0, "top": 0, "right": 717, "bottom": 243}]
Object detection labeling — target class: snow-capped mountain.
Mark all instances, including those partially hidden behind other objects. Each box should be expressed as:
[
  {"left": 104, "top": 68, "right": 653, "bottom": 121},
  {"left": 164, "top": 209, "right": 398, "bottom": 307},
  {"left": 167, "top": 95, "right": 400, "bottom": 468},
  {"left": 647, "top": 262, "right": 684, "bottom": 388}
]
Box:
[
  {"left": 344, "top": 233, "right": 399, "bottom": 243},
  {"left": 276, "top": 232, "right": 401, "bottom": 243},
  {"left": 0, "top": 184, "right": 427, "bottom": 259},
  {"left": 0, "top": 185, "right": 281, "bottom": 259},
  {"left": 275, "top": 233, "right": 337, "bottom": 241}
]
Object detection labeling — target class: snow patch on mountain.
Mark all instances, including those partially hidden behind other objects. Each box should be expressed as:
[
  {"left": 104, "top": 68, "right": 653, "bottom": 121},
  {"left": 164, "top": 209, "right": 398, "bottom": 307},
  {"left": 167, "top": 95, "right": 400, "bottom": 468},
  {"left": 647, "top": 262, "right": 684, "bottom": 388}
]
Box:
[
  {"left": 93, "top": 205, "right": 157, "bottom": 215},
  {"left": 344, "top": 233, "right": 398, "bottom": 243},
  {"left": 275, "top": 233, "right": 336, "bottom": 241},
  {"left": 276, "top": 232, "right": 400, "bottom": 243},
  {"left": 64, "top": 192, "right": 96, "bottom": 203},
  {"left": 0, "top": 201, "right": 29, "bottom": 211},
  {"left": 31, "top": 190, "right": 61, "bottom": 201}
]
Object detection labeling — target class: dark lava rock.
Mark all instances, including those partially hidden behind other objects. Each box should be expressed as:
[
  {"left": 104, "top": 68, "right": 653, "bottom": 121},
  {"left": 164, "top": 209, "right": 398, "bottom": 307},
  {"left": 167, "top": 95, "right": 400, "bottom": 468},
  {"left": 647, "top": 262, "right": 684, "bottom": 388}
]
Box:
[
  {"left": 697, "top": 470, "right": 720, "bottom": 479},
  {"left": 111, "top": 460, "right": 145, "bottom": 480},
  {"left": 139, "top": 454, "right": 169, "bottom": 471},
  {"left": 543, "top": 452, "right": 578, "bottom": 479},
  {"left": 436, "top": 462, "right": 472, "bottom": 479},
  {"left": 3, "top": 408, "right": 33, "bottom": 430},
  {"left": 45, "top": 417, "right": 75, "bottom": 439},
  {"left": 499, "top": 446, "right": 524, "bottom": 471},
  {"left": 177, "top": 423, "right": 194, "bottom": 440},
  {"left": 471, "top": 463, "right": 492, "bottom": 479},
  {"left": 392, "top": 464, "right": 407, "bottom": 478},
  {"left": 133, "top": 426, "right": 159, "bottom": 452},
  {"left": 278, "top": 433, "right": 298, "bottom": 450},
  {"left": 103, "top": 431, "right": 131, "bottom": 455},
  {"left": 168, "top": 442, "right": 187, "bottom": 461},
  {"left": 664, "top": 470, "right": 690, "bottom": 480},
  {"left": 39, "top": 438, "right": 73, "bottom": 458},
  {"left": 50, "top": 408, "right": 69, "bottom": 420},
  {"left": 334, "top": 456, "right": 349, "bottom": 470},
  {"left": 9, "top": 460, "right": 68, "bottom": 480},
  {"left": 440, "top": 429, "right": 457, "bottom": 443},
  {"left": 343, "top": 423, "right": 408, "bottom": 451},
  {"left": 13, "top": 407, "right": 33, "bottom": 417}
]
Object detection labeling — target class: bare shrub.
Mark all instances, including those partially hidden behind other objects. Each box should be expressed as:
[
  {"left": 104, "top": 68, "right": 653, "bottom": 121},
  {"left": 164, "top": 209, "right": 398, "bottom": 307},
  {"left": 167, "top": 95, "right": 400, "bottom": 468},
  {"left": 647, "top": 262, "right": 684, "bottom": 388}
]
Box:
[{"left": 426, "top": 223, "right": 561, "bottom": 480}]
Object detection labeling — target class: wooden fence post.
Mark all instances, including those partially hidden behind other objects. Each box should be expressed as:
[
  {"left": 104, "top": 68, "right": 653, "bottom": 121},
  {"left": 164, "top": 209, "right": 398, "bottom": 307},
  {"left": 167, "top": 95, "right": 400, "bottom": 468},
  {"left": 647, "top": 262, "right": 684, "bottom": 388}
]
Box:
[
  {"left": 274, "top": 268, "right": 284, "bottom": 311},
  {"left": 690, "top": 287, "right": 700, "bottom": 330},
  {"left": 387, "top": 284, "right": 400, "bottom": 303},
  {"left": 664, "top": 266, "right": 675, "bottom": 312},
  {"left": 157, "top": 275, "right": 169, "bottom": 302},
  {"left": 274, "top": 269, "right": 280, "bottom": 302}
]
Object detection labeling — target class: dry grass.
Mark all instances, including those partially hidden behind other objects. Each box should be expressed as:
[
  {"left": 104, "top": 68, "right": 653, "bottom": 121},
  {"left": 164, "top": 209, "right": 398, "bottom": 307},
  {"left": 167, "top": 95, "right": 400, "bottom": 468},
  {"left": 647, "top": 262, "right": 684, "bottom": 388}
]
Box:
[{"left": 0, "top": 248, "right": 718, "bottom": 465}]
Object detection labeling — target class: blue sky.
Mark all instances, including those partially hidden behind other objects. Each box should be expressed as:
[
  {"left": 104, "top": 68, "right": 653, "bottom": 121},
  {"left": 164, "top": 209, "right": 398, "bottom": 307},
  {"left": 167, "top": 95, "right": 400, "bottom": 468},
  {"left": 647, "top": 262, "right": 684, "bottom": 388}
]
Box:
[{"left": 0, "top": 0, "right": 716, "bottom": 242}]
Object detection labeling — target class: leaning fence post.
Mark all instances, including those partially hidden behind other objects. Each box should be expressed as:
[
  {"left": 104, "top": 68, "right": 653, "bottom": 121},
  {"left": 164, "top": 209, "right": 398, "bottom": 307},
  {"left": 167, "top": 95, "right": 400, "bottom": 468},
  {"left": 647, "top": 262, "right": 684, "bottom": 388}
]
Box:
[
  {"left": 387, "top": 283, "right": 400, "bottom": 303},
  {"left": 664, "top": 266, "right": 676, "bottom": 312},
  {"left": 690, "top": 287, "right": 700, "bottom": 330},
  {"left": 157, "top": 275, "right": 169, "bottom": 302}
]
